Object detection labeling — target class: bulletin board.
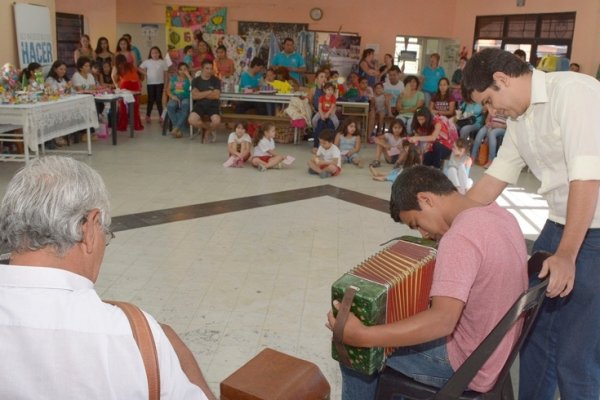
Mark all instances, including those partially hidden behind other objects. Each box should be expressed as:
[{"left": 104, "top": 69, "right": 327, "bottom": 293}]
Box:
[{"left": 238, "top": 21, "right": 308, "bottom": 63}]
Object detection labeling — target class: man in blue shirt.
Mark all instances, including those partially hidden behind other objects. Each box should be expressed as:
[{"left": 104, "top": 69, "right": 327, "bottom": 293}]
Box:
[
  {"left": 272, "top": 37, "right": 306, "bottom": 84},
  {"left": 421, "top": 53, "right": 446, "bottom": 106}
]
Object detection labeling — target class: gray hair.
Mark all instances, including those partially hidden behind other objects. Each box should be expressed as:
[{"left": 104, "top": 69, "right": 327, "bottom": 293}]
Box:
[{"left": 0, "top": 156, "right": 111, "bottom": 256}]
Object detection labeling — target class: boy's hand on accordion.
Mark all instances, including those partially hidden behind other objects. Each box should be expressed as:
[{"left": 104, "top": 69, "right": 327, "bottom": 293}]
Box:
[{"left": 326, "top": 300, "right": 369, "bottom": 347}]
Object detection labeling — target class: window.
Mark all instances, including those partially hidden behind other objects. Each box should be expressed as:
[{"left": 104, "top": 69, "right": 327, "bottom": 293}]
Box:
[
  {"left": 56, "top": 13, "right": 84, "bottom": 75},
  {"left": 473, "top": 12, "right": 575, "bottom": 66},
  {"left": 394, "top": 37, "right": 421, "bottom": 74}
]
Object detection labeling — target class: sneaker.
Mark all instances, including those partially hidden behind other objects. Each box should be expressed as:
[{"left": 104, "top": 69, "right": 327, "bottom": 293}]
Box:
[
  {"left": 308, "top": 168, "right": 319, "bottom": 175},
  {"left": 319, "top": 171, "right": 332, "bottom": 179},
  {"left": 257, "top": 164, "right": 267, "bottom": 172},
  {"left": 369, "top": 160, "right": 381, "bottom": 168}
]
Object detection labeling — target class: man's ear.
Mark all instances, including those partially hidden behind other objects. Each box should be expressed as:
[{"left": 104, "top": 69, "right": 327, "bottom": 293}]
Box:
[
  {"left": 416, "top": 192, "right": 434, "bottom": 209},
  {"left": 492, "top": 71, "right": 510, "bottom": 88},
  {"left": 80, "top": 209, "right": 100, "bottom": 254}
]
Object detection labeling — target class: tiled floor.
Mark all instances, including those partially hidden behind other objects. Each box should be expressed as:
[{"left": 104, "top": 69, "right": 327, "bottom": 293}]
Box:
[{"left": 0, "top": 116, "right": 546, "bottom": 398}]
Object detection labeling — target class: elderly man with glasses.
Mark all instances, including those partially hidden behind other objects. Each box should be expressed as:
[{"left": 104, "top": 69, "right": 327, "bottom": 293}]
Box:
[{"left": 0, "top": 156, "right": 215, "bottom": 400}]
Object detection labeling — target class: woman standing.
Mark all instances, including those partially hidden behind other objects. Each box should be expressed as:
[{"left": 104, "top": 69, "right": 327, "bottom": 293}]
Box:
[
  {"left": 115, "top": 37, "right": 136, "bottom": 67},
  {"left": 112, "top": 54, "right": 143, "bottom": 131},
  {"left": 74, "top": 34, "right": 94, "bottom": 65},
  {"left": 94, "top": 37, "right": 114, "bottom": 67},
  {"left": 358, "top": 48, "right": 380, "bottom": 87}
]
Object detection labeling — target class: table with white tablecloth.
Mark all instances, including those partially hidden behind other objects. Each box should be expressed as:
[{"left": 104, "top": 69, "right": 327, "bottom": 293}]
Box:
[{"left": 0, "top": 94, "right": 98, "bottom": 162}]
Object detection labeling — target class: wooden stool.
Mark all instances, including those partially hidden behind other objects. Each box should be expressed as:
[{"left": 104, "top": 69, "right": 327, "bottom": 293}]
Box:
[{"left": 220, "top": 348, "right": 330, "bottom": 400}]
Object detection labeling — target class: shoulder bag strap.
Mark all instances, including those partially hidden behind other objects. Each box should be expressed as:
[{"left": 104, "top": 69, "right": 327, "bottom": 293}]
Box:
[{"left": 105, "top": 300, "right": 160, "bottom": 400}]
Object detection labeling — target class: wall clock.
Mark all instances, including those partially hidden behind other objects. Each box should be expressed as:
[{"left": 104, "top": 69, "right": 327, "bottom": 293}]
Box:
[{"left": 310, "top": 7, "right": 323, "bottom": 21}]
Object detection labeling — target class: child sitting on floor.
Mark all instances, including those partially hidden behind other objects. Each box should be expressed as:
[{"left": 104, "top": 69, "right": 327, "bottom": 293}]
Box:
[
  {"left": 334, "top": 118, "right": 363, "bottom": 167},
  {"left": 308, "top": 129, "right": 342, "bottom": 179},
  {"left": 251, "top": 123, "right": 285, "bottom": 172},
  {"left": 370, "top": 119, "right": 407, "bottom": 168},
  {"left": 444, "top": 137, "right": 473, "bottom": 194},
  {"left": 224, "top": 121, "right": 252, "bottom": 167},
  {"left": 369, "top": 141, "right": 421, "bottom": 182}
]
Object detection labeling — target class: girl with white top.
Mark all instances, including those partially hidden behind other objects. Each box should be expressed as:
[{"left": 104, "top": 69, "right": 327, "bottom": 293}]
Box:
[
  {"left": 370, "top": 119, "right": 407, "bottom": 168},
  {"left": 139, "top": 47, "right": 168, "bottom": 123},
  {"left": 225, "top": 122, "right": 253, "bottom": 167},
  {"left": 251, "top": 123, "right": 285, "bottom": 172}
]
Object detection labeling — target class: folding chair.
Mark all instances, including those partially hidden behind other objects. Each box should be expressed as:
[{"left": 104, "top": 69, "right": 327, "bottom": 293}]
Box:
[{"left": 374, "top": 251, "right": 551, "bottom": 400}]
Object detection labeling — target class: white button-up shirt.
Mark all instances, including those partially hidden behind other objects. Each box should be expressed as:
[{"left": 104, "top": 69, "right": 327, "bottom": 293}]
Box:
[
  {"left": 487, "top": 69, "right": 600, "bottom": 227},
  {"left": 0, "top": 265, "right": 208, "bottom": 400}
]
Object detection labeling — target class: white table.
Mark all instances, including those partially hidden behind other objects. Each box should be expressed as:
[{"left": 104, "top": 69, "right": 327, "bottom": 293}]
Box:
[{"left": 0, "top": 94, "right": 98, "bottom": 162}]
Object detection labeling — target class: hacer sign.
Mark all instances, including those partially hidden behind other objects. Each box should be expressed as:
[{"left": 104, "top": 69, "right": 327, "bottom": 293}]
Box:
[{"left": 14, "top": 3, "right": 54, "bottom": 69}]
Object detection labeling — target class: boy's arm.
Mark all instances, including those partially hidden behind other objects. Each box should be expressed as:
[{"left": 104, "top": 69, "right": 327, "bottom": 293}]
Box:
[{"left": 327, "top": 295, "right": 464, "bottom": 348}]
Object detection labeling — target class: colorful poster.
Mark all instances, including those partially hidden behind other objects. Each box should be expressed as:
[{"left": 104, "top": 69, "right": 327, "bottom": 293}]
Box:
[{"left": 165, "top": 6, "right": 227, "bottom": 65}]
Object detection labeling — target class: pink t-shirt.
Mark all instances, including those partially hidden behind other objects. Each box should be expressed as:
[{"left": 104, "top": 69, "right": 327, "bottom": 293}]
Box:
[{"left": 430, "top": 202, "right": 527, "bottom": 392}]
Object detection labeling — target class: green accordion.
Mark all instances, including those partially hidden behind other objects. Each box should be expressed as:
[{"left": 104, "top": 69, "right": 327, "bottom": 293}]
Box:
[{"left": 331, "top": 236, "right": 437, "bottom": 375}]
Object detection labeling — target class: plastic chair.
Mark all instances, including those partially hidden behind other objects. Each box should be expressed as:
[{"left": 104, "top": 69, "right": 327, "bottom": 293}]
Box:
[{"left": 374, "top": 251, "right": 551, "bottom": 400}]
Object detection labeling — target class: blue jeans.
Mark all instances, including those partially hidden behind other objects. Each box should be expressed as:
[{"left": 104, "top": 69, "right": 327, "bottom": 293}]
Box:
[
  {"left": 519, "top": 220, "right": 600, "bottom": 399},
  {"left": 471, "top": 126, "right": 505, "bottom": 159},
  {"left": 341, "top": 338, "right": 454, "bottom": 400},
  {"left": 396, "top": 115, "right": 413, "bottom": 134},
  {"left": 459, "top": 123, "right": 481, "bottom": 140},
  {"left": 167, "top": 98, "right": 190, "bottom": 130}
]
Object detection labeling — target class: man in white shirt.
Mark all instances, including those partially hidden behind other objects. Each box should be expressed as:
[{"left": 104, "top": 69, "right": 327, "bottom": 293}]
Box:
[
  {"left": 0, "top": 156, "right": 215, "bottom": 400},
  {"left": 462, "top": 48, "right": 600, "bottom": 400},
  {"left": 383, "top": 66, "right": 405, "bottom": 109}
]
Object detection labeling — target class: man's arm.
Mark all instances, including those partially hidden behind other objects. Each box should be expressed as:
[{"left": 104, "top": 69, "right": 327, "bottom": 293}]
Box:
[
  {"left": 160, "top": 323, "right": 217, "bottom": 400},
  {"left": 466, "top": 174, "right": 508, "bottom": 205},
  {"left": 540, "top": 180, "right": 600, "bottom": 297},
  {"left": 327, "top": 296, "right": 464, "bottom": 348}
]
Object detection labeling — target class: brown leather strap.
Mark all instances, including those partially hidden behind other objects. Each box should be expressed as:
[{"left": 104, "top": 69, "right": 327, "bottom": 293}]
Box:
[
  {"left": 332, "top": 287, "right": 357, "bottom": 368},
  {"left": 105, "top": 300, "right": 160, "bottom": 400}
]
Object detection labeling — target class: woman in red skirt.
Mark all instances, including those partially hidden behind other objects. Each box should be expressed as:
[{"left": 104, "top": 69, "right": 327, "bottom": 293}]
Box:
[{"left": 112, "top": 54, "right": 143, "bottom": 131}]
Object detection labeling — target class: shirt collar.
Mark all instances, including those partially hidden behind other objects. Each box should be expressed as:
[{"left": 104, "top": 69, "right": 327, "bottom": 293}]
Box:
[
  {"left": 0, "top": 265, "right": 94, "bottom": 291},
  {"left": 518, "top": 69, "right": 548, "bottom": 120}
]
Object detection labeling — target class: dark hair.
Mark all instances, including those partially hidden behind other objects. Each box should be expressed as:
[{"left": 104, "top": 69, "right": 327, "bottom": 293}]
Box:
[
  {"left": 123, "top": 33, "right": 132, "bottom": 41},
  {"left": 430, "top": 53, "right": 440, "bottom": 62},
  {"left": 197, "top": 40, "right": 214, "bottom": 56},
  {"left": 201, "top": 59, "right": 213, "bottom": 68},
  {"left": 400, "top": 142, "right": 421, "bottom": 168},
  {"left": 216, "top": 45, "right": 227, "bottom": 52},
  {"left": 389, "top": 165, "right": 456, "bottom": 220},
  {"left": 319, "top": 129, "right": 336, "bottom": 143},
  {"left": 390, "top": 119, "right": 407, "bottom": 135},
  {"left": 76, "top": 56, "right": 91, "bottom": 71},
  {"left": 403, "top": 75, "right": 420, "bottom": 88},
  {"left": 115, "top": 54, "right": 133, "bottom": 76},
  {"left": 148, "top": 46, "right": 163, "bottom": 59},
  {"left": 183, "top": 45, "right": 193, "bottom": 54},
  {"left": 194, "top": 31, "right": 203, "bottom": 42},
  {"left": 323, "top": 82, "right": 335, "bottom": 91},
  {"left": 570, "top": 62, "right": 580, "bottom": 70},
  {"left": 462, "top": 48, "right": 531, "bottom": 103},
  {"left": 411, "top": 107, "right": 435, "bottom": 134},
  {"left": 95, "top": 37, "right": 111, "bottom": 55},
  {"left": 253, "top": 123, "right": 276, "bottom": 146},
  {"left": 432, "top": 77, "right": 451, "bottom": 102},
  {"left": 20, "top": 62, "right": 42, "bottom": 81},
  {"left": 374, "top": 82, "right": 384, "bottom": 89},
  {"left": 330, "top": 70, "right": 339, "bottom": 76},
  {"left": 283, "top": 37, "right": 294, "bottom": 45},
  {"left": 389, "top": 65, "right": 401, "bottom": 73},
  {"left": 234, "top": 121, "right": 247, "bottom": 130},
  {"left": 177, "top": 62, "right": 189, "bottom": 71},
  {"left": 339, "top": 118, "right": 360, "bottom": 137},
  {"left": 360, "top": 48, "right": 375, "bottom": 62},
  {"left": 249, "top": 57, "right": 265, "bottom": 68},
  {"left": 358, "top": 77, "right": 368, "bottom": 84},
  {"left": 455, "top": 137, "right": 471, "bottom": 151},
  {"left": 117, "top": 37, "right": 131, "bottom": 52},
  {"left": 513, "top": 49, "right": 526, "bottom": 59},
  {"left": 47, "top": 60, "right": 68, "bottom": 82}
]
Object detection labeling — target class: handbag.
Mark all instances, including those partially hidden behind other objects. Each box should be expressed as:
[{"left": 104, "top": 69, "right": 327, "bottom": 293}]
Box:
[
  {"left": 455, "top": 115, "right": 476, "bottom": 129},
  {"left": 105, "top": 301, "right": 160, "bottom": 400}
]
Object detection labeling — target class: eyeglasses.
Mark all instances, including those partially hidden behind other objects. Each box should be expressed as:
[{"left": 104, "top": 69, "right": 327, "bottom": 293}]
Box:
[{"left": 104, "top": 230, "right": 115, "bottom": 247}]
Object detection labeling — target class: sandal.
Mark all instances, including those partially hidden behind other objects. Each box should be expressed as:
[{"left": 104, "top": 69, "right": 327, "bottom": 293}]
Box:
[{"left": 369, "top": 160, "right": 381, "bottom": 168}]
